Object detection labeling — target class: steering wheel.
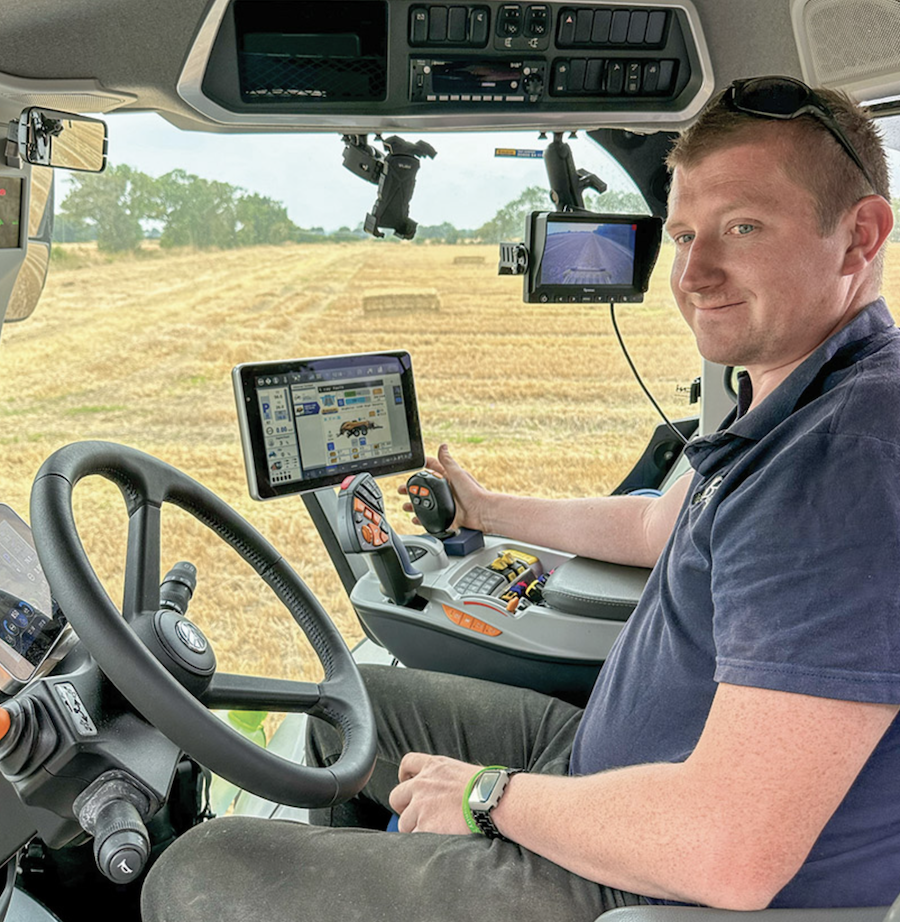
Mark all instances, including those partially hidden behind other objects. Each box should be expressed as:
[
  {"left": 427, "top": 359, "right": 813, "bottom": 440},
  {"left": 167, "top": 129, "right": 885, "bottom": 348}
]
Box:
[{"left": 29, "top": 441, "right": 376, "bottom": 808}]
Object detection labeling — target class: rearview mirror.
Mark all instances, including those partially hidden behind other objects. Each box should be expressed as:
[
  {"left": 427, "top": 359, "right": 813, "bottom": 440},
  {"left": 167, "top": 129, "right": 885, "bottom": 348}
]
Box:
[{"left": 8, "top": 107, "right": 107, "bottom": 173}]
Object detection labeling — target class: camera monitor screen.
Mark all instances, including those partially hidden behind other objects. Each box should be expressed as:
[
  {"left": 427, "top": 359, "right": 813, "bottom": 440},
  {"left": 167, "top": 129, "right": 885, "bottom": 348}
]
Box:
[
  {"left": 0, "top": 504, "right": 68, "bottom": 683},
  {"left": 540, "top": 220, "right": 636, "bottom": 287},
  {"left": 234, "top": 351, "right": 425, "bottom": 499},
  {"left": 525, "top": 212, "right": 662, "bottom": 304}
]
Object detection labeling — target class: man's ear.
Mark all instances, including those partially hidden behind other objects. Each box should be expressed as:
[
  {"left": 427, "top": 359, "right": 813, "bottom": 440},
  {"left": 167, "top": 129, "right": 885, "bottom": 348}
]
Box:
[{"left": 841, "top": 195, "right": 894, "bottom": 276}]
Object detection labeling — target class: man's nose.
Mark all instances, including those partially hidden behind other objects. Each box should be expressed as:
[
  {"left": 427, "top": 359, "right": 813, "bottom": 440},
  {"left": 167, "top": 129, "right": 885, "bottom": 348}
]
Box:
[{"left": 675, "top": 237, "right": 726, "bottom": 294}]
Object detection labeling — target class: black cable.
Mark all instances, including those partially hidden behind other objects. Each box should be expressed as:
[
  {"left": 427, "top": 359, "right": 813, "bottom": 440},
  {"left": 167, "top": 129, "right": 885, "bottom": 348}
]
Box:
[
  {"left": 0, "top": 856, "right": 16, "bottom": 922},
  {"left": 723, "top": 365, "right": 738, "bottom": 403},
  {"left": 609, "top": 303, "right": 689, "bottom": 447}
]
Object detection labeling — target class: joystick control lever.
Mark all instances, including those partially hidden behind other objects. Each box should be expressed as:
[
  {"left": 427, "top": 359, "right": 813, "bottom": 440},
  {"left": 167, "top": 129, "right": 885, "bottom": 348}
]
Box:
[
  {"left": 74, "top": 773, "right": 156, "bottom": 885},
  {"left": 406, "top": 471, "right": 457, "bottom": 538},
  {"left": 337, "top": 473, "right": 423, "bottom": 606}
]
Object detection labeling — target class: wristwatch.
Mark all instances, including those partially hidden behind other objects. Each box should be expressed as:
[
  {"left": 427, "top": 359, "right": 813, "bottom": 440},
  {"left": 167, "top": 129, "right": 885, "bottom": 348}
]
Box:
[{"left": 467, "top": 767, "right": 525, "bottom": 839}]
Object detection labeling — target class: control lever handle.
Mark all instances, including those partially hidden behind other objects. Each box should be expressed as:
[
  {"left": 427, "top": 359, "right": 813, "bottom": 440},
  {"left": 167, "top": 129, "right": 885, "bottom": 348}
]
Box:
[
  {"left": 75, "top": 774, "right": 155, "bottom": 885},
  {"left": 337, "top": 473, "right": 423, "bottom": 606},
  {"left": 406, "top": 470, "right": 457, "bottom": 539}
]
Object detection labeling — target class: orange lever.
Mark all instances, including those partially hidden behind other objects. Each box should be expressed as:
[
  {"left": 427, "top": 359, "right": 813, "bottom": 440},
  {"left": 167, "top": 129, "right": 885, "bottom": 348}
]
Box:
[{"left": 0, "top": 707, "right": 10, "bottom": 741}]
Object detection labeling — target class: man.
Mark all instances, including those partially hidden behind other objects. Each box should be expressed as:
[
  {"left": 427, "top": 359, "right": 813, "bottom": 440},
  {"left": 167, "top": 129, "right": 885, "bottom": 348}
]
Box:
[{"left": 142, "top": 78, "right": 898, "bottom": 920}]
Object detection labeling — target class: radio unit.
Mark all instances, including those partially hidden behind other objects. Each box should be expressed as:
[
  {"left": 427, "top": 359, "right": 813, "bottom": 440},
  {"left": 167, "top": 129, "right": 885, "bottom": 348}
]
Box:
[{"left": 410, "top": 58, "right": 546, "bottom": 103}]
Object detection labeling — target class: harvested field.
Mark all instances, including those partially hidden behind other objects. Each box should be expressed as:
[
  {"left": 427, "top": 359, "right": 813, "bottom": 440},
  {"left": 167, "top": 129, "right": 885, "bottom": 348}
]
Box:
[
  {"left": 1, "top": 240, "right": 898, "bottom": 691},
  {"left": 362, "top": 287, "right": 441, "bottom": 313}
]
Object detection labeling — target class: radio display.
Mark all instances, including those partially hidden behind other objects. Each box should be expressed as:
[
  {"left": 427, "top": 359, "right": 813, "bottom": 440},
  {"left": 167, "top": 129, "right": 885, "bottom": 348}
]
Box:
[
  {"left": 410, "top": 58, "right": 543, "bottom": 103},
  {"left": 234, "top": 351, "right": 425, "bottom": 499},
  {"left": 429, "top": 61, "right": 525, "bottom": 95}
]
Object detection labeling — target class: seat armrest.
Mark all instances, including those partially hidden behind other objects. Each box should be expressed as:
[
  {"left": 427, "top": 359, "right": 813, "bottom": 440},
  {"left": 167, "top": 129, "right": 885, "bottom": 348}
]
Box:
[
  {"left": 599, "top": 906, "right": 888, "bottom": 922},
  {"left": 542, "top": 557, "right": 651, "bottom": 621}
]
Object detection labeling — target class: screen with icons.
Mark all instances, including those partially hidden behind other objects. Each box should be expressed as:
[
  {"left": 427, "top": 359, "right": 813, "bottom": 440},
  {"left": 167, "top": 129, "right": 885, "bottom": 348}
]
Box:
[{"left": 234, "top": 351, "right": 425, "bottom": 498}]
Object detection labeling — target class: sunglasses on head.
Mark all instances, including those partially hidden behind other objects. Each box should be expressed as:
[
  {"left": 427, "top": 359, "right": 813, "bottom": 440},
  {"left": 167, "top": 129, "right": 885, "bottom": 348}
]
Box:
[{"left": 723, "top": 75, "right": 877, "bottom": 192}]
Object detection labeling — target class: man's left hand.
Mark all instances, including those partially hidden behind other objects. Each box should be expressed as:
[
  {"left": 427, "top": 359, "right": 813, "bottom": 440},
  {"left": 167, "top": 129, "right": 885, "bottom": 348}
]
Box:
[{"left": 389, "top": 752, "right": 478, "bottom": 834}]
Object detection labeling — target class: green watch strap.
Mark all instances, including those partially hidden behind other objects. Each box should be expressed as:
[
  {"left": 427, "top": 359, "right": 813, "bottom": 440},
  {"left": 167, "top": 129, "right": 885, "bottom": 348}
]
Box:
[{"left": 462, "top": 765, "right": 508, "bottom": 835}]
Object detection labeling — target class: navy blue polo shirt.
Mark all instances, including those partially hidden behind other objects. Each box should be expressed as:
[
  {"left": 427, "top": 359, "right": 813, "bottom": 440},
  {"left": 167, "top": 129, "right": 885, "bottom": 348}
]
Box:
[{"left": 570, "top": 299, "right": 900, "bottom": 909}]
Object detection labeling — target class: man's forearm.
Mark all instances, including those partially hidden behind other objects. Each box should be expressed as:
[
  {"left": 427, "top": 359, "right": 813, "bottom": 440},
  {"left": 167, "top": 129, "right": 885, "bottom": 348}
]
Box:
[
  {"left": 480, "top": 478, "right": 689, "bottom": 568},
  {"left": 491, "top": 765, "right": 786, "bottom": 911}
]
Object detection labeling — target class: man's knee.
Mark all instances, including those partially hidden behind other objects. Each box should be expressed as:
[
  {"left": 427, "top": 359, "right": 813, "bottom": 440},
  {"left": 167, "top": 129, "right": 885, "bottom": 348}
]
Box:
[
  {"left": 142, "top": 818, "right": 386, "bottom": 922},
  {"left": 142, "top": 818, "right": 253, "bottom": 922}
]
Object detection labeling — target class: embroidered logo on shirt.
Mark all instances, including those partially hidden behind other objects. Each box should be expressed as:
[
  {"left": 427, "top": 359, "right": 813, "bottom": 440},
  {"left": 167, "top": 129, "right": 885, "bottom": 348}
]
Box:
[{"left": 691, "top": 474, "right": 725, "bottom": 507}]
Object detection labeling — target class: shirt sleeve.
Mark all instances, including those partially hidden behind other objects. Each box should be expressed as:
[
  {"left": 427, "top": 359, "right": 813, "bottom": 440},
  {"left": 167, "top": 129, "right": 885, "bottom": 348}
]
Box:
[{"left": 710, "top": 430, "right": 900, "bottom": 703}]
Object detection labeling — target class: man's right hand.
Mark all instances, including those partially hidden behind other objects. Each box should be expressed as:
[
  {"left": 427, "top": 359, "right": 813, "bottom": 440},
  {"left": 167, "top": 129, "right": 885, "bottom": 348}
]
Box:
[{"left": 399, "top": 444, "right": 490, "bottom": 533}]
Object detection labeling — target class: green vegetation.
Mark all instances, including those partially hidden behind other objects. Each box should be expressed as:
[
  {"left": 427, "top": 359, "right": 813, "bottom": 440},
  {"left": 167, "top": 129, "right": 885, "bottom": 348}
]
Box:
[
  {"left": 59, "top": 164, "right": 306, "bottom": 253},
  {"left": 61, "top": 164, "right": 900, "bottom": 251}
]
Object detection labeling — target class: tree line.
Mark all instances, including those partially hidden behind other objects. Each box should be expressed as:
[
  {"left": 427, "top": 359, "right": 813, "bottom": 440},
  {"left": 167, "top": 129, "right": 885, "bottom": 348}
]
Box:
[
  {"left": 56, "top": 164, "right": 307, "bottom": 251},
  {"left": 56, "top": 165, "right": 900, "bottom": 251}
]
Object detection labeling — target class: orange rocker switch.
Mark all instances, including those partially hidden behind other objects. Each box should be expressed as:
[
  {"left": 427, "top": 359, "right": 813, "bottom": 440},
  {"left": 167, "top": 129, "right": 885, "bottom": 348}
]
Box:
[{"left": 0, "top": 707, "right": 11, "bottom": 742}]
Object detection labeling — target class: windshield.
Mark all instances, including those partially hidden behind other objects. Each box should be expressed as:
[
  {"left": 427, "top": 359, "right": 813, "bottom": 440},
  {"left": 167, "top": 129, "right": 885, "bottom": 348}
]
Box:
[{"left": 1, "top": 112, "right": 898, "bottom": 689}]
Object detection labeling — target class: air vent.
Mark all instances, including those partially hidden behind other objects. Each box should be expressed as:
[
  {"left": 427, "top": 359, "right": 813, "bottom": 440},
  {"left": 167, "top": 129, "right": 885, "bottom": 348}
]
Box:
[
  {"left": 792, "top": 0, "right": 900, "bottom": 97},
  {"left": 235, "top": 0, "right": 388, "bottom": 102}
]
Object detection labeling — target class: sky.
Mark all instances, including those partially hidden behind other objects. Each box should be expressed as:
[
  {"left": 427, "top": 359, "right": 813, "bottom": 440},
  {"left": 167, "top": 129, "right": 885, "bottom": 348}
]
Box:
[
  {"left": 59, "top": 111, "right": 646, "bottom": 233},
  {"left": 56, "top": 110, "right": 900, "bottom": 233}
]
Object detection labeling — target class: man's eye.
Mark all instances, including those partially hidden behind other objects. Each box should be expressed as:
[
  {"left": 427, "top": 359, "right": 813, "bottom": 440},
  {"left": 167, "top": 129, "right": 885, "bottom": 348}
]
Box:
[
  {"left": 728, "top": 223, "right": 755, "bottom": 236},
  {"left": 673, "top": 232, "right": 694, "bottom": 245}
]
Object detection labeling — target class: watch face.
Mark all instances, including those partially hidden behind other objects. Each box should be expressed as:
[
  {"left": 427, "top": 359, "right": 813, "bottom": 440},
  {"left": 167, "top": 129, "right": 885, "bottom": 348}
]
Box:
[{"left": 473, "top": 771, "right": 502, "bottom": 803}]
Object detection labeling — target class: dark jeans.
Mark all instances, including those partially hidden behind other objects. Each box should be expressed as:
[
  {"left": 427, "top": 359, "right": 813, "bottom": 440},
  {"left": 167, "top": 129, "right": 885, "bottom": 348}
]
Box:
[{"left": 141, "top": 666, "right": 644, "bottom": 922}]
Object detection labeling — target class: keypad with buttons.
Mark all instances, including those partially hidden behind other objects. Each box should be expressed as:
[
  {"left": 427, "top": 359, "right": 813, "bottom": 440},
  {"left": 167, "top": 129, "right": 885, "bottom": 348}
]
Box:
[
  {"left": 551, "top": 57, "right": 676, "bottom": 97},
  {"left": 410, "top": 5, "right": 492, "bottom": 46},
  {"left": 557, "top": 7, "right": 668, "bottom": 46},
  {"left": 454, "top": 566, "right": 508, "bottom": 596}
]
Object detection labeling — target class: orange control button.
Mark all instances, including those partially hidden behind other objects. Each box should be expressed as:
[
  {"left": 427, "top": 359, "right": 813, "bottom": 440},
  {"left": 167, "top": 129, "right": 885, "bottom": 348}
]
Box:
[
  {"left": 481, "top": 624, "right": 503, "bottom": 637},
  {"left": 364, "top": 508, "right": 374, "bottom": 521},
  {"left": 442, "top": 604, "right": 463, "bottom": 625},
  {"left": 419, "top": 487, "right": 431, "bottom": 497},
  {"left": 379, "top": 528, "right": 390, "bottom": 545},
  {"left": 354, "top": 498, "right": 366, "bottom": 513},
  {"left": 361, "top": 524, "right": 374, "bottom": 545},
  {"left": 0, "top": 708, "right": 10, "bottom": 741},
  {"left": 372, "top": 512, "right": 382, "bottom": 526},
  {"left": 409, "top": 485, "right": 420, "bottom": 496}
]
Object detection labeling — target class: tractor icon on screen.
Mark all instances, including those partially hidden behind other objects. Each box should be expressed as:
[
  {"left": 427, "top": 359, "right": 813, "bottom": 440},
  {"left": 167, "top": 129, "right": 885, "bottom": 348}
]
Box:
[{"left": 339, "top": 419, "right": 382, "bottom": 438}]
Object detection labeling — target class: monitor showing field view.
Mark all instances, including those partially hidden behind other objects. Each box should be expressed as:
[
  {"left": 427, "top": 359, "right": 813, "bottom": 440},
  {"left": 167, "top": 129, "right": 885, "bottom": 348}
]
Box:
[{"left": 539, "top": 219, "right": 637, "bottom": 287}]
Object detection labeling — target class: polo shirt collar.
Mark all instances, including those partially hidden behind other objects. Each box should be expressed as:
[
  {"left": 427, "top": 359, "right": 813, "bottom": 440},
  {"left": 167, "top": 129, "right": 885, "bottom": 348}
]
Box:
[
  {"left": 730, "top": 299, "right": 892, "bottom": 438},
  {"left": 684, "top": 298, "right": 894, "bottom": 471}
]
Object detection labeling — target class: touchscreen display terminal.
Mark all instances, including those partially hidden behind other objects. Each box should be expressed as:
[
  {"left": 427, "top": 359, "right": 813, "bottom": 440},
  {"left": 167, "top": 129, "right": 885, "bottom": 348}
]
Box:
[
  {"left": 0, "top": 503, "right": 70, "bottom": 688},
  {"left": 233, "top": 351, "right": 425, "bottom": 499}
]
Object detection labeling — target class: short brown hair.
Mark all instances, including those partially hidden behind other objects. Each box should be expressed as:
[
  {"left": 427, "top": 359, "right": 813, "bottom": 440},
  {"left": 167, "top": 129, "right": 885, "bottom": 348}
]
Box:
[{"left": 667, "top": 83, "right": 889, "bottom": 236}]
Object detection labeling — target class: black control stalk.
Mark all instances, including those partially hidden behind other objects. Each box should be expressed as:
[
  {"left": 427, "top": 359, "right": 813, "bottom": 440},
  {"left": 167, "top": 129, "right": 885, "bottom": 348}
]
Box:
[
  {"left": 159, "top": 561, "right": 197, "bottom": 616},
  {"left": 337, "top": 473, "right": 423, "bottom": 606},
  {"left": 74, "top": 773, "right": 155, "bottom": 885}
]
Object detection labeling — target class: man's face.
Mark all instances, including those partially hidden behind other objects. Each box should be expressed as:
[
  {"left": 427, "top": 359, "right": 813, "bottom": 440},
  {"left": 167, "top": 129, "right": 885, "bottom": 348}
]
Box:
[{"left": 666, "top": 130, "right": 857, "bottom": 384}]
